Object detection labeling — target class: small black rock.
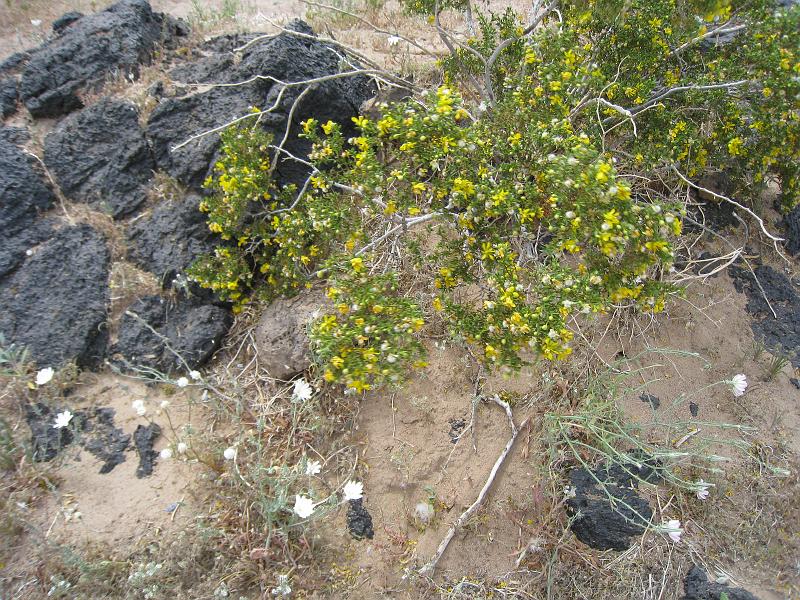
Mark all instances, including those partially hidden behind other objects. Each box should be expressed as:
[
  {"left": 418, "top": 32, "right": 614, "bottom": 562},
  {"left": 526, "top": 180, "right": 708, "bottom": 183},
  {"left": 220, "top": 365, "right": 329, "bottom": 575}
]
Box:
[
  {"left": 81, "top": 407, "right": 131, "bottom": 474},
  {"left": 690, "top": 401, "right": 699, "bottom": 417},
  {"left": 566, "top": 453, "right": 661, "bottom": 551},
  {"left": 133, "top": 422, "right": 161, "bottom": 478},
  {"left": 640, "top": 393, "right": 660, "bottom": 410},
  {"left": 346, "top": 498, "right": 374, "bottom": 540},
  {"left": 682, "top": 565, "right": 759, "bottom": 600},
  {"left": 448, "top": 417, "right": 466, "bottom": 443},
  {"left": 790, "top": 378, "right": 800, "bottom": 390}
]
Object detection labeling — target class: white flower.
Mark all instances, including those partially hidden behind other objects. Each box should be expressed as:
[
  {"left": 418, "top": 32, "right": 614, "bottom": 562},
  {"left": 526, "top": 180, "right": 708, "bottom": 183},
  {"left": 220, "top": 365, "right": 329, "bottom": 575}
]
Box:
[
  {"left": 223, "top": 447, "right": 237, "bottom": 460},
  {"left": 35, "top": 367, "right": 54, "bottom": 386},
  {"left": 160, "top": 400, "right": 170, "bottom": 409},
  {"left": 131, "top": 399, "right": 146, "bottom": 417},
  {"left": 292, "top": 379, "right": 313, "bottom": 402},
  {"left": 664, "top": 519, "right": 683, "bottom": 542},
  {"left": 478, "top": 101, "right": 487, "bottom": 112},
  {"left": 305, "top": 459, "right": 322, "bottom": 476},
  {"left": 387, "top": 34, "right": 401, "bottom": 47},
  {"left": 189, "top": 370, "right": 201, "bottom": 381},
  {"left": 52, "top": 410, "right": 73, "bottom": 429},
  {"left": 343, "top": 480, "right": 363, "bottom": 501},
  {"left": 176, "top": 377, "right": 189, "bottom": 388},
  {"left": 730, "top": 373, "right": 748, "bottom": 397},
  {"left": 30, "top": 19, "right": 42, "bottom": 27},
  {"left": 293, "top": 495, "right": 315, "bottom": 518},
  {"left": 160, "top": 448, "right": 173, "bottom": 459},
  {"left": 177, "top": 442, "right": 188, "bottom": 454},
  {"left": 271, "top": 574, "right": 291, "bottom": 597},
  {"left": 695, "top": 479, "right": 711, "bottom": 500}
]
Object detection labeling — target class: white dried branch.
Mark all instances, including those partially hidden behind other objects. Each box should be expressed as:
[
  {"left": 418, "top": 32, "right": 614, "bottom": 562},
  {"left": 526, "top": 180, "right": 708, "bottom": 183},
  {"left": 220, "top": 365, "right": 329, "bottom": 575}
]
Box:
[
  {"left": 672, "top": 166, "right": 787, "bottom": 258},
  {"left": 299, "top": 0, "right": 439, "bottom": 60},
  {"left": 419, "top": 413, "right": 531, "bottom": 577}
]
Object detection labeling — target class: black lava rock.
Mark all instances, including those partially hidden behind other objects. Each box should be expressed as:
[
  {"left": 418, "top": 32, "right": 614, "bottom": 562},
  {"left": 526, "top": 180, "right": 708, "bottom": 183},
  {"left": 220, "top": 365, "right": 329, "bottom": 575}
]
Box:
[
  {"left": 729, "top": 263, "right": 800, "bottom": 367},
  {"left": 0, "top": 138, "right": 56, "bottom": 279},
  {"left": 43, "top": 97, "right": 155, "bottom": 219},
  {"left": 81, "top": 407, "right": 131, "bottom": 474},
  {"left": 114, "top": 294, "right": 232, "bottom": 372},
  {"left": 346, "top": 498, "right": 374, "bottom": 540},
  {"left": 126, "top": 194, "right": 217, "bottom": 286},
  {"left": 133, "top": 422, "right": 161, "bottom": 478},
  {"left": 0, "top": 225, "right": 110, "bottom": 368},
  {"left": 640, "top": 393, "right": 660, "bottom": 409},
  {"left": 566, "top": 455, "right": 661, "bottom": 551},
  {"left": 0, "top": 126, "right": 29, "bottom": 146},
  {"left": 19, "top": 0, "right": 176, "bottom": 118},
  {"left": 146, "top": 19, "right": 376, "bottom": 190},
  {"left": 52, "top": 11, "right": 84, "bottom": 34},
  {"left": 781, "top": 202, "right": 800, "bottom": 256},
  {"left": 690, "top": 401, "right": 700, "bottom": 417},
  {"left": 0, "top": 78, "right": 18, "bottom": 118},
  {"left": 0, "top": 52, "right": 30, "bottom": 77},
  {"left": 683, "top": 565, "right": 759, "bottom": 600},
  {"left": 25, "top": 403, "right": 77, "bottom": 461}
]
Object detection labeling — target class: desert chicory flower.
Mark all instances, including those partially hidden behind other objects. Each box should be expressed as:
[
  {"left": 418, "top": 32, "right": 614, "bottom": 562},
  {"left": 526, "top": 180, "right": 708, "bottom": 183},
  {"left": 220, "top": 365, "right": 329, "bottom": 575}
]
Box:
[
  {"left": 293, "top": 495, "right": 315, "bottom": 518},
  {"left": 730, "top": 374, "right": 748, "bottom": 397},
  {"left": 132, "top": 399, "right": 146, "bottom": 417},
  {"left": 160, "top": 448, "right": 173, "bottom": 459},
  {"left": 695, "top": 479, "right": 711, "bottom": 500},
  {"left": 177, "top": 442, "right": 188, "bottom": 454},
  {"left": 189, "top": 370, "right": 201, "bottom": 381},
  {"left": 387, "top": 35, "right": 401, "bottom": 47},
  {"left": 176, "top": 377, "right": 189, "bottom": 388},
  {"left": 664, "top": 519, "right": 683, "bottom": 542},
  {"left": 223, "top": 447, "right": 236, "bottom": 460},
  {"left": 271, "top": 574, "right": 291, "bottom": 597},
  {"left": 305, "top": 459, "right": 322, "bottom": 476},
  {"left": 292, "top": 379, "right": 313, "bottom": 401},
  {"left": 343, "top": 480, "right": 363, "bottom": 501},
  {"left": 36, "top": 367, "right": 54, "bottom": 386},
  {"left": 52, "top": 410, "right": 72, "bottom": 429}
]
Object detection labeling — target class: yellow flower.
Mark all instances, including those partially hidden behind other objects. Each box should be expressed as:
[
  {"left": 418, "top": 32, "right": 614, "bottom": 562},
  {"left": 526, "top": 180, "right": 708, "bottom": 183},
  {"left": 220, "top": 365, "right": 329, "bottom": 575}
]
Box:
[
  {"left": 350, "top": 257, "right": 364, "bottom": 272},
  {"left": 411, "top": 182, "right": 426, "bottom": 195},
  {"left": 728, "top": 137, "right": 744, "bottom": 157},
  {"left": 301, "top": 118, "right": 317, "bottom": 134}
]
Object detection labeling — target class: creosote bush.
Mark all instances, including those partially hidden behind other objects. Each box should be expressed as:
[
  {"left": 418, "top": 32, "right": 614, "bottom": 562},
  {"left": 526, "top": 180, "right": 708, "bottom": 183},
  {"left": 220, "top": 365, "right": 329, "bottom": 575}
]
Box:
[{"left": 191, "top": 0, "right": 799, "bottom": 392}]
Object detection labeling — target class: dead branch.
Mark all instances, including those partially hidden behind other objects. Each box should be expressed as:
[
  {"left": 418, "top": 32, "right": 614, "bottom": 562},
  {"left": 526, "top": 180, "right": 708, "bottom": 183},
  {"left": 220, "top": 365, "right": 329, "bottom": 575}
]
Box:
[{"left": 419, "top": 412, "right": 531, "bottom": 577}]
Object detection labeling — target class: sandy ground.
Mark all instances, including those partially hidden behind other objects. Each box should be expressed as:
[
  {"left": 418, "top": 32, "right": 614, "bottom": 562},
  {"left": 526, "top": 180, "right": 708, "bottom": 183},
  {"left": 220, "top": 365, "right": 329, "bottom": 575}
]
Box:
[{"left": 1, "top": 1, "right": 798, "bottom": 598}]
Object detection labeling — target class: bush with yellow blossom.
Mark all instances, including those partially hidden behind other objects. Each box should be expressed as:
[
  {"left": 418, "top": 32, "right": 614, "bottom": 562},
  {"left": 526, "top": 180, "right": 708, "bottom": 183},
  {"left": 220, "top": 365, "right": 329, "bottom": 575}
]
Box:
[{"left": 191, "top": 0, "right": 798, "bottom": 390}]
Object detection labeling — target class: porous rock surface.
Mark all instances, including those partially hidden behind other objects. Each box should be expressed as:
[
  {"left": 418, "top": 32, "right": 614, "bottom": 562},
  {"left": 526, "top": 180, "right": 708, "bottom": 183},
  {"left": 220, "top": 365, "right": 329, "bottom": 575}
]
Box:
[
  {"left": 0, "top": 137, "right": 56, "bottom": 279},
  {"left": 126, "top": 194, "right": 217, "bottom": 286},
  {"left": 0, "top": 225, "right": 110, "bottom": 368},
  {"left": 346, "top": 499, "right": 375, "bottom": 540},
  {"left": 19, "top": 0, "right": 186, "bottom": 118},
  {"left": 43, "top": 97, "right": 155, "bottom": 218},
  {"left": 114, "top": 294, "right": 232, "bottom": 372},
  {"left": 253, "top": 291, "right": 329, "bottom": 380},
  {"left": 26, "top": 403, "right": 77, "bottom": 462},
  {"left": 682, "top": 565, "right": 759, "bottom": 600},
  {"left": 566, "top": 456, "right": 661, "bottom": 551},
  {"left": 147, "top": 19, "right": 375, "bottom": 190},
  {"left": 0, "top": 77, "right": 17, "bottom": 118},
  {"left": 133, "top": 422, "right": 161, "bottom": 478},
  {"left": 781, "top": 202, "right": 800, "bottom": 256},
  {"left": 729, "top": 263, "right": 800, "bottom": 367}
]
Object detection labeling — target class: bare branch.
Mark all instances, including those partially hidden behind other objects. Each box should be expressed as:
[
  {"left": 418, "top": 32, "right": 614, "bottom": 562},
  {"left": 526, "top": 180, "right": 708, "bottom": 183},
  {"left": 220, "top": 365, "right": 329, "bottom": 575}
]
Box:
[{"left": 419, "top": 413, "right": 532, "bottom": 577}]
